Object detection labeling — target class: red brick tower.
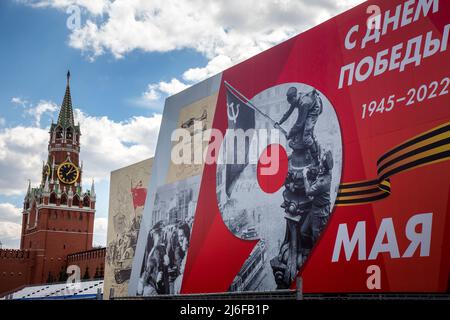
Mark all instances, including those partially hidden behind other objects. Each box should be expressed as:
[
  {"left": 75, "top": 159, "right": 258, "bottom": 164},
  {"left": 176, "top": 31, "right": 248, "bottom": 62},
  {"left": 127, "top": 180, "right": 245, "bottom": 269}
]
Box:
[{"left": 20, "top": 71, "right": 96, "bottom": 284}]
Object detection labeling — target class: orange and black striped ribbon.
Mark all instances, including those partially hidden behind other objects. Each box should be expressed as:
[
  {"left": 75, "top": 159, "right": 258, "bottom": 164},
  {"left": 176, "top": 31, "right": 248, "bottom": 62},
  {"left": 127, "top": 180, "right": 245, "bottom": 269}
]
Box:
[{"left": 336, "top": 121, "right": 450, "bottom": 206}]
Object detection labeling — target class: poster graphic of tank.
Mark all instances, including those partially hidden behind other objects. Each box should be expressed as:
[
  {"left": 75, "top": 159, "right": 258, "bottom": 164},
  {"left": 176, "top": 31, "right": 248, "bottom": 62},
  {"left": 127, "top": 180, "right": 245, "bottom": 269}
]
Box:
[{"left": 104, "top": 158, "right": 153, "bottom": 299}]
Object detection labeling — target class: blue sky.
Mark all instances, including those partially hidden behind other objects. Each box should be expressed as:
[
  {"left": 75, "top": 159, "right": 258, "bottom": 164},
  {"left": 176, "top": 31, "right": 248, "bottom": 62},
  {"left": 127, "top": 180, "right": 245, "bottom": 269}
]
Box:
[
  {"left": 0, "top": 0, "right": 211, "bottom": 247},
  {"left": 0, "top": 1, "right": 207, "bottom": 122},
  {"left": 0, "top": 0, "right": 362, "bottom": 248}
]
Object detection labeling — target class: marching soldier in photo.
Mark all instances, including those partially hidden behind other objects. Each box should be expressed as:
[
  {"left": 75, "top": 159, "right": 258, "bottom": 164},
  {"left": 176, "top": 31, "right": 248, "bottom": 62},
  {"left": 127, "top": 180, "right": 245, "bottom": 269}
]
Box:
[{"left": 300, "top": 150, "right": 333, "bottom": 258}]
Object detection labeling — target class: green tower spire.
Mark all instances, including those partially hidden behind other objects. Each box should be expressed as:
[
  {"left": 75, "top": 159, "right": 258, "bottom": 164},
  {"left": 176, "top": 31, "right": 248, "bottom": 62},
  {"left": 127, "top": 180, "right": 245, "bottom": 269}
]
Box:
[{"left": 57, "top": 70, "right": 75, "bottom": 128}]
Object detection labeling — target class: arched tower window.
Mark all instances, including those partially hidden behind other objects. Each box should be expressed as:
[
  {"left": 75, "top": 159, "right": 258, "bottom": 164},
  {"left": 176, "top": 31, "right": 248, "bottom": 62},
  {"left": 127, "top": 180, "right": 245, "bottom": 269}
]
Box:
[
  {"left": 83, "top": 196, "right": 90, "bottom": 208},
  {"left": 72, "top": 195, "right": 80, "bottom": 207},
  {"left": 49, "top": 192, "right": 57, "bottom": 204},
  {"left": 66, "top": 127, "right": 73, "bottom": 140},
  {"left": 55, "top": 126, "right": 63, "bottom": 139},
  {"left": 60, "top": 193, "right": 68, "bottom": 206}
]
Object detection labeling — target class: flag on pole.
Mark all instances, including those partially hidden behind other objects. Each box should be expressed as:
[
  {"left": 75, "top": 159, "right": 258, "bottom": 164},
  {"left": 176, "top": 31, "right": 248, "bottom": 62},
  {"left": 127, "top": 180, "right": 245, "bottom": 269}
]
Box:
[{"left": 223, "top": 82, "right": 255, "bottom": 197}]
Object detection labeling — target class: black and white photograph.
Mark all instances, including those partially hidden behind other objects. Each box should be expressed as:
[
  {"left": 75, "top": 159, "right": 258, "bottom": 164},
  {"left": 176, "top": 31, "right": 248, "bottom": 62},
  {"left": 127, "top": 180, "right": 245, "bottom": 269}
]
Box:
[
  {"left": 217, "top": 83, "right": 342, "bottom": 291},
  {"left": 136, "top": 176, "right": 200, "bottom": 296}
]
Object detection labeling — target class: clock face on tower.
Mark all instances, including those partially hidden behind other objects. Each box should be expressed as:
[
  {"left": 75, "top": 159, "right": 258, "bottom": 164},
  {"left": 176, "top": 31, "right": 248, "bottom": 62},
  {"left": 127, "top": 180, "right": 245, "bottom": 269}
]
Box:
[{"left": 57, "top": 162, "right": 79, "bottom": 184}]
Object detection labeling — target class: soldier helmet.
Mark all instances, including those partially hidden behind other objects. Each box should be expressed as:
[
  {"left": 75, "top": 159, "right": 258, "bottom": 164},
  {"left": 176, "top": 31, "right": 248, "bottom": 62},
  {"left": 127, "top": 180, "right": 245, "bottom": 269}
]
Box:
[
  {"left": 286, "top": 87, "right": 297, "bottom": 98},
  {"left": 152, "top": 220, "right": 165, "bottom": 231}
]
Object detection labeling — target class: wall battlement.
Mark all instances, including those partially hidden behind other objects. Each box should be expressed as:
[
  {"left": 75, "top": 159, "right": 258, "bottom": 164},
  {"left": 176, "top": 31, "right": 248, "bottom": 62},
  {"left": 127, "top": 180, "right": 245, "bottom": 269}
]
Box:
[
  {"left": 0, "top": 249, "right": 34, "bottom": 260},
  {"left": 67, "top": 247, "right": 106, "bottom": 280},
  {"left": 67, "top": 247, "right": 106, "bottom": 263},
  {"left": 0, "top": 249, "right": 36, "bottom": 294}
]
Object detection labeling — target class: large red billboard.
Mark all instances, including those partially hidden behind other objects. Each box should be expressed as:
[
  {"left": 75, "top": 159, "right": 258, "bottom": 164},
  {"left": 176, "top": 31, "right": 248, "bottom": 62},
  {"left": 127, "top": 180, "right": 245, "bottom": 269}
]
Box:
[{"left": 129, "top": 0, "right": 450, "bottom": 295}]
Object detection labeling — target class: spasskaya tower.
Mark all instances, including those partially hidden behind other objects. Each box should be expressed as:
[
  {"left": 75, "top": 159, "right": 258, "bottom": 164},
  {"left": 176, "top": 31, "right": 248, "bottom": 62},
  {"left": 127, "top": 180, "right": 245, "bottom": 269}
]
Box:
[{"left": 20, "top": 71, "right": 96, "bottom": 284}]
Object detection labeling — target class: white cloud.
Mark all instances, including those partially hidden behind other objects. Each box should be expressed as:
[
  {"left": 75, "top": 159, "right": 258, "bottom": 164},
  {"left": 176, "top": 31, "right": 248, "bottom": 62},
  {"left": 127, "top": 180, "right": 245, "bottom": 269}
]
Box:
[
  {"left": 0, "top": 221, "right": 22, "bottom": 249},
  {"left": 143, "top": 78, "right": 190, "bottom": 102},
  {"left": 0, "top": 118, "right": 5, "bottom": 127},
  {"left": 93, "top": 217, "right": 107, "bottom": 247},
  {"left": 11, "top": 97, "right": 58, "bottom": 126},
  {"left": 0, "top": 126, "right": 49, "bottom": 196},
  {"left": 157, "top": 78, "right": 190, "bottom": 96},
  {"left": 0, "top": 104, "right": 161, "bottom": 196},
  {"left": 0, "top": 203, "right": 22, "bottom": 249},
  {"left": 11, "top": 96, "right": 28, "bottom": 108},
  {"left": 142, "top": 85, "right": 160, "bottom": 102},
  {"left": 18, "top": 0, "right": 109, "bottom": 15},
  {"left": 57, "top": 0, "right": 365, "bottom": 61},
  {"left": 337, "top": 0, "right": 367, "bottom": 9},
  {"left": 19, "top": 0, "right": 366, "bottom": 98},
  {"left": 0, "top": 203, "right": 22, "bottom": 224},
  {"left": 73, "top": 109, "right": 161, "bottom": 182},
  {"left": 25, "top": 100, "right": 58, "bottom": 127},
  {"left": 183, "top": 54, "right": 233, "bottom": 83},
  {"left": 142, "top": 78, "right": 190, "bottom": 103}
]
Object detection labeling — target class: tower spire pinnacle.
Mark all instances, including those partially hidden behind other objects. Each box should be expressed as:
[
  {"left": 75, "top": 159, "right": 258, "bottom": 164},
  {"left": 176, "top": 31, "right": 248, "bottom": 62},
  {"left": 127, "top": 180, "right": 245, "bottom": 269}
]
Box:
[
  {"left": 27, "top": 179, "right": 31, "bottom": 195},
  {"left": 90, "top": 179, "right": 95, "bottom": 196},
  {"left": 57, "top": 70, "right": 75, "bottom": 128}
]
